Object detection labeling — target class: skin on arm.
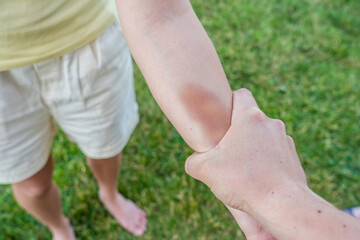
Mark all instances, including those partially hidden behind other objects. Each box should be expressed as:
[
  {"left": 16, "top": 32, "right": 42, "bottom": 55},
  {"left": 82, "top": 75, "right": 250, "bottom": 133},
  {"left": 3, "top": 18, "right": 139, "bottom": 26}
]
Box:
[
  {"left": 257, "top": 185, "right": 360, "bottom": 240},
  {"left": 185, "top": 89, "right": 360, "bottom": 240},
  {"left": 114, "top": 1, "right": 274, "bottom": 239},
  {"left": 115, "top": 0, "right": 231, "bottom": 152}
]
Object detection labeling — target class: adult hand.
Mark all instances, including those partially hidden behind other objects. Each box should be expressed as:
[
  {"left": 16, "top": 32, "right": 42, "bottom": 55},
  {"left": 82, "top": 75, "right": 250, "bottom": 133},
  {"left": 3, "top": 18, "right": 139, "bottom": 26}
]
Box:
[{"left": 185, "top": 88, "right": 307, "bottom": 212}]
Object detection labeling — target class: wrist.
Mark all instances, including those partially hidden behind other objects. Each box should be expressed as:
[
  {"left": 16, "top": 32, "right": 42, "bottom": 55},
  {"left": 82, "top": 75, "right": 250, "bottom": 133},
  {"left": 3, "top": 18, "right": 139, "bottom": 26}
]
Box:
[
  {"left": 246, "top": 182, "right": 320, "bottom": 220},
  {"left": 246, "top": 183, "right": 354, "bottom": 240},
  {"left": 250, "top": 185, "right": 360, "bottom": 240}
]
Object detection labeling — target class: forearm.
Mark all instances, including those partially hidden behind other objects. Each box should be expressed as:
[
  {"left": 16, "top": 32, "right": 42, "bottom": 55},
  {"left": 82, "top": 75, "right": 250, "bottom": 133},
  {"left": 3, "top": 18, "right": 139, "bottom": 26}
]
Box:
[
  {"left": 251, "top": 184, "right": 360, "bottom": 240},
  {"left": 115, "top": 0, "right": 232, "bottom": 152}
]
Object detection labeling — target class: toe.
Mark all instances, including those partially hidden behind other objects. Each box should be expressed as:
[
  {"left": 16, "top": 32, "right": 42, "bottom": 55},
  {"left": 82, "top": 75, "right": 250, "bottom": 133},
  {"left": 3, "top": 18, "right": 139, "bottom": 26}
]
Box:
[{"left": 139, "top": 212, "right": 147, "bottom": 232}]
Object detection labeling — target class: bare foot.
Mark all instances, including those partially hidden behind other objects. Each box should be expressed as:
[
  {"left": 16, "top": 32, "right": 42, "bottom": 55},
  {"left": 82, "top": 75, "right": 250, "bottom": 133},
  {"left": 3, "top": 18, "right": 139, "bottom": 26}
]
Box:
[
  {"left": 99, "top": 192, "right": 147, "bottom": 236},
  {"left": 51, "top": 217, "right": 76, "bottom": 240}
]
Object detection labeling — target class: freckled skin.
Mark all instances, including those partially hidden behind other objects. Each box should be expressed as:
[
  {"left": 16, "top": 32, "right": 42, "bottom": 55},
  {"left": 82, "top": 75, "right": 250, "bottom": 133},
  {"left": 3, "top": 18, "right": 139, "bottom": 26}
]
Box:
[{"left": 180, "top": 84, "right": 231, "bottom": 148}]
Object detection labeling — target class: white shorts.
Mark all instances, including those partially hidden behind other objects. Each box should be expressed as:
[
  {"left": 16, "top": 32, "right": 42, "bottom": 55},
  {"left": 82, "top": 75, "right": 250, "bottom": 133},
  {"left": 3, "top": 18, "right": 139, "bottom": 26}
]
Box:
[{"left": 0, "top": 21, "right": 139, "bottom": 184}]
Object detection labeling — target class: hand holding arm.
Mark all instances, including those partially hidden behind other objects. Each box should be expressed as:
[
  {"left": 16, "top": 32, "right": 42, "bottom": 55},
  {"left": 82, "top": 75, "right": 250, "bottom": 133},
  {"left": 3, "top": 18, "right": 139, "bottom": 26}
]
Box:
[{"left": 185, "top": 88, "right": 360, "bottom": 240}]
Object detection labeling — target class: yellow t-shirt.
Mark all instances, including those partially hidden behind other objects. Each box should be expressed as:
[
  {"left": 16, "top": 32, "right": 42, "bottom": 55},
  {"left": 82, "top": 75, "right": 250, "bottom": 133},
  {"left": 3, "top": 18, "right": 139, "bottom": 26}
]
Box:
[{"left": 0, "top": 0, "right": 117, "bottom": 71}]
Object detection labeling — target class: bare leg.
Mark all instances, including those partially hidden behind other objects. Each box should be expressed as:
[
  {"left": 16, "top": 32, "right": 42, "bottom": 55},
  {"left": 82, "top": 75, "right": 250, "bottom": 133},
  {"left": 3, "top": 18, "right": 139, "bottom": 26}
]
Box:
[
  {"left": 12, "top": 156, "right": 76, "bottom": 240},
  {"left": 87, "top": 153, "right": 147, "bottom": 236}
]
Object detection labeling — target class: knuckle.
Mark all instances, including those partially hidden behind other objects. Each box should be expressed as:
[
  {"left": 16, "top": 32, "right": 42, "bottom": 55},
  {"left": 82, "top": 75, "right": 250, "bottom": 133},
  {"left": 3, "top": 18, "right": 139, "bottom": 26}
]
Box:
[
  {"left": 196, "top": 160, "right": 211, "bottom": 180},
  {"left": 287, "top": 135, "right": 295, "bottom": 145},
  {"left": 238, "top": 88, "right": 252, "bottom": 97},
  {"left": 184, "top": 159, "right": 191, "bottom": 175},
  {"left": 274, "top": 119, "right": 286, "bottom": 132},
  {"left": 185, "top": 155, "right": 211, "bottom": 180},
  {"left": 197, "top": 159, "right": 211, "bottom": 177},
  {"left": 249, "top": 108, "right": 267, "bottom": 122}
]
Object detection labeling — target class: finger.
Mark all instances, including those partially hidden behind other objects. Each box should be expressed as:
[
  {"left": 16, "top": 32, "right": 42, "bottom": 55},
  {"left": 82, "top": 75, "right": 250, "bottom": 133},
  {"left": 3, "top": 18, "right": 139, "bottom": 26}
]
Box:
[
  {"left": 184, "top": 152, "right": 209, "bottom": 182},
  {"left": 287, "top": 135, "right": 296, "bottom": 150},
  {"left": 232, "top": 88, "right": 261, "bottom": 123},
  {"left": 233, "top": 89, "right": 270, "bottom": 124},
  {"left": 226, "top": 206, "right": 269, "bottom": 237},
  {"left": 272, "top": 119, "right": 286, "bottom": 134}
]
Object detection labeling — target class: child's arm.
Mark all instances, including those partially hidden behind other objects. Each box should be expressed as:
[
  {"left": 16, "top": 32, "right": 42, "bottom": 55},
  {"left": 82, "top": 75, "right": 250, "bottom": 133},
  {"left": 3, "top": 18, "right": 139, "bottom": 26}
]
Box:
[{"left": 115, "top": 0, "right": 232, "bottom": 152}]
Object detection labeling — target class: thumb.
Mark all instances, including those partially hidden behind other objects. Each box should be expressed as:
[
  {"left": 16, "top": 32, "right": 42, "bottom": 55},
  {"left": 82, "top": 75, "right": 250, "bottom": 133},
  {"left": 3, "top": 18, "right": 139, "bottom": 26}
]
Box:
[
  {"left": 185, "top": 151, "right": 210, "bottom": 182},
  {"left": 231, "top": 88, "right": 260, "bottom": 121}
]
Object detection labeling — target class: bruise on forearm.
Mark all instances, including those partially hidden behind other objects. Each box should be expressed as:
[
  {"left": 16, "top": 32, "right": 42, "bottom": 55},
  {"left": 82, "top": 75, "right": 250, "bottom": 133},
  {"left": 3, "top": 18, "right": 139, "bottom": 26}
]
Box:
[{"left": 179, "top": 83, "right": 232, "bottom": 151}]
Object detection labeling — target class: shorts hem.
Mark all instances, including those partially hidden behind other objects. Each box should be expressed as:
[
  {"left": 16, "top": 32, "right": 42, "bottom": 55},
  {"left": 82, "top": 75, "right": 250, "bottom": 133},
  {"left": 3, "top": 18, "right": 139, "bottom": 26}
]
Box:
[
  {"left": 80, "top": 111, "right": 139, "bottom": 159},
  {"left": 0, "top": 138, "right": 53, "bottom": 184}
]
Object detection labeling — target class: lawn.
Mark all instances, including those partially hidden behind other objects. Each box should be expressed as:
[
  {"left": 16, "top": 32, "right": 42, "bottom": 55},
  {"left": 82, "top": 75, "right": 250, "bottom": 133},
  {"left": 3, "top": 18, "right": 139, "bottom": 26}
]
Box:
[{"left": 0, "top": 0, "right": 359, "bottom": 239}]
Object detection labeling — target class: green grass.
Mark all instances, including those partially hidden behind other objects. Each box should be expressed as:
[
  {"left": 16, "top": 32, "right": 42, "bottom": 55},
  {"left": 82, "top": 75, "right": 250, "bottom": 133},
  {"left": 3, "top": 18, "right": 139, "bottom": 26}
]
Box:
[{"left": 1, "top": 0, "right": 359, "bottom": 239}]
